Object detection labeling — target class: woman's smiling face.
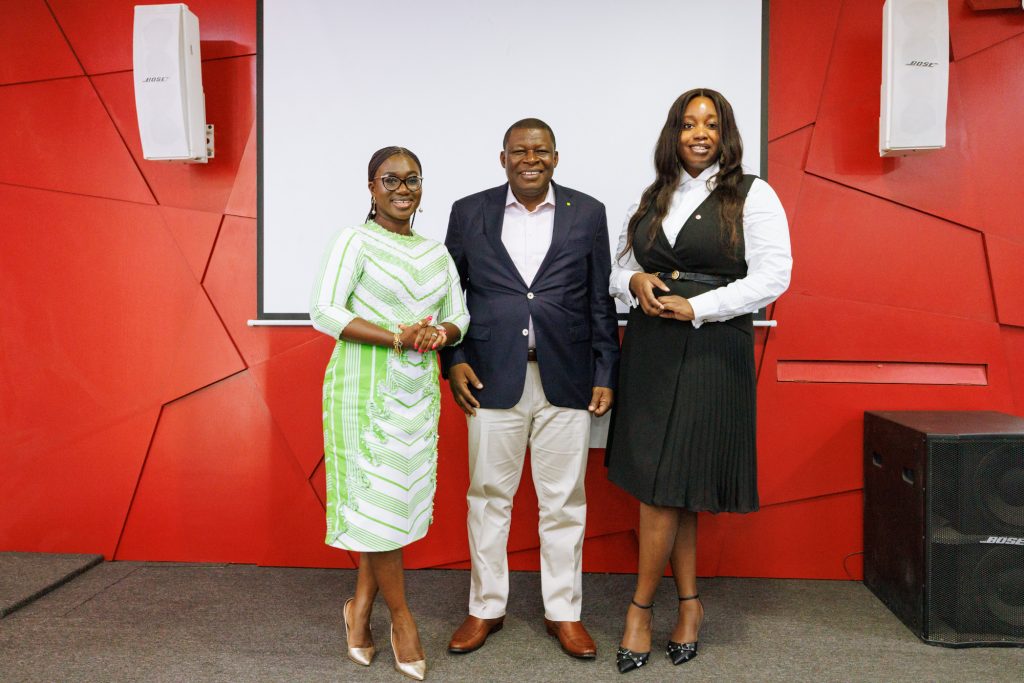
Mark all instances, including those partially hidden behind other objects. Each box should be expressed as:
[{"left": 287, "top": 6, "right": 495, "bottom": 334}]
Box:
[
  {"left": 677, "top": 96, "right": 721, "bottom": 178},
  {"left": 369, "top": 153, "right": 422, "bottom": 228}
]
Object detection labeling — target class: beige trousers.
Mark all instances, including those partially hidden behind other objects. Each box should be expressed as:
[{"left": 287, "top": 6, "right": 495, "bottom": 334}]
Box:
[{"left": 466, "top": 363, "right": 591, "bottom": 621}]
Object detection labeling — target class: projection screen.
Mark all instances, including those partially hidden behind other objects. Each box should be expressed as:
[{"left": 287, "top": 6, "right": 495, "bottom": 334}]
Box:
[{"left": 258, "top": 0, "right": 768, "bottom": 320}]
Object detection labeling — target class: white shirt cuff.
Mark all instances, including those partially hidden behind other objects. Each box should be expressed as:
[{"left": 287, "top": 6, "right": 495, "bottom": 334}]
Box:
[
  {"left": 613, "top": 269, "right": 640, "bottom": 307},
  {"left": 687, "top": 291, "right": 718, "bottom": 329}
]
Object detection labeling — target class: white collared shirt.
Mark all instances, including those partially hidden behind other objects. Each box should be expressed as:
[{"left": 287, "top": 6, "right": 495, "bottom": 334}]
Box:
[
  {"left": 609, "top": 163, "right": 792, "bottom": 328},
  {"left": 502, "top": 184, "right": 556, "bottom": 348}
]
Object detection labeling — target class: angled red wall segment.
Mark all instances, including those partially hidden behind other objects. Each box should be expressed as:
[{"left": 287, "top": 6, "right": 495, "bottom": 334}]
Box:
[
  {"left": 0, "top": 0, "right": 82, "bottom": 85},
  {"left": 2, "top": 1, "right": 1024, "bottom": 580}
]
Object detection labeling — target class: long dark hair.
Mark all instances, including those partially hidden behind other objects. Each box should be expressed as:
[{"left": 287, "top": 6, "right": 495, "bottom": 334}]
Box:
[
  {"left": 365, "top": 146, "right": 422, "bottom": 223},
  {"left": 620, "top": 88, "right": 745, "bottom": 259}
]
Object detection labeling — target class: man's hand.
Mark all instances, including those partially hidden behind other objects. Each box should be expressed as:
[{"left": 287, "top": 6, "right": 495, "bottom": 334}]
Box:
[
  {"left": 657, "top": 295, "right": 695, "bottom": 321},
  {"left": 588, "top": 387, "right": 614, "bottom": 417},
  {"left": 629, "top": 273, "right": 670, "bottom": 316},
  {"left": 449, "top": 363, "right": 483, "bottom": 416}
]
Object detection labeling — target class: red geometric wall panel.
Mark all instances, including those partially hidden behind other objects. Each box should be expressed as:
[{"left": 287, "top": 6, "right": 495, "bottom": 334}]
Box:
[
  {"left": 985, "top": 233, "right": 1024, "bottom": 327},
  {"left": 225, "top": 122, "right": 257, "bottom": 219},
  {"left": 248, "top": 336, "right": 337, "bottom": 478},
  {"left": 949, "top": 0, "right": 1024, "bottom": 60},
  {"left": 789, "top": 176, "right": 995, "bottom": 321},
  {"left": 716, "top": 491, "right": 864, "bottom": 579},
  {"left": 115, "top": 372, "right": 296, "bottom": 563},
  {"left": 0, "top": 408, "right": 158, "bottom": 558},
  {"left": 261, "top": 459, "right": 357, "bottom": 569},
  {"left": 0, "top": 184, "right": 238, "bottom": 455},
  {"left": 765, "top": 159, "right": 806, "bottom": 230},
  {"left": 1002, "top": 328, "right": 1024, "bottom": 413},
  {"left": 3, "top": 1, "right": 1024, "bottom": 582},
  {"left": 0, "top": 78, "right": 153, "bottom": 203},
  {"left": 203, "top": 216, "right": 321, "bottom": 367},
  {"left": 767, "top": 124, "right": 815, "bottom": 172},
  {"left": 0, "top": 0, "right": 82, "bottom": 85},
  {"left": 158, "top": 206, "right": 224, "bottom": 282},
  {"left": 160, "top": 287, "right": 246, "bottom": 402},
  {"left": 768, "top": 0, "right": 843, "bottom": 139},
  {"left": 955, "top": 33, "right": 1024, "bottom": 242}
]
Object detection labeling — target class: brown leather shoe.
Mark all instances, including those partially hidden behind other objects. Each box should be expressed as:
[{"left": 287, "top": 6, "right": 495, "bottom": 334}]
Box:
[
  {"left": 544, "top": 619, "right": 597, "bottom": 659},
  {"left": 448, "top": 615, "right": 505, "bottom": 653}
]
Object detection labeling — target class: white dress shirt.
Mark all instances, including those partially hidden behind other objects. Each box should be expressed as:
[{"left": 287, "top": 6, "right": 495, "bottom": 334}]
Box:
[
  {"left": 502, "top": 184, "right": 556, "bottom": 347},
  {"left": 609, "top": 163, "right": 792, "bottom": 328}
]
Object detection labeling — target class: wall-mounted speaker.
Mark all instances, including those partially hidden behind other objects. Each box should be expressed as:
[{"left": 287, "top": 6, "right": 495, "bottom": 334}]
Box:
[
  {"left": 133, "top": 3, "right": 211, "bottom": 162},
  {"left": 863, "top": 411, "right": 1024, "bottom": 647},
  {"left": 879, "top": 0, "right": 949, "bottom": 157}
]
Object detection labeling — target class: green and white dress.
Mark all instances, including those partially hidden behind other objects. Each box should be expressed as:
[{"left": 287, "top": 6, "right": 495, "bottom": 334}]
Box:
[{"left": 310, "top": 221, "right": 469, "bottom": 552}]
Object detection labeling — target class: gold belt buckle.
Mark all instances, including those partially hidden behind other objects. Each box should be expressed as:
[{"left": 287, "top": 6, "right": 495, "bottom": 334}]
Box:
[{"left": 670, "top": 270, "right": 680, "bottom": 280}]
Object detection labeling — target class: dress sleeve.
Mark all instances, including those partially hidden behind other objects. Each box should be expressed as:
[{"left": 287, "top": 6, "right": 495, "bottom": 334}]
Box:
[
  {"left": 686, "top": 178, "right": 793, "bottom": 328},
  {"left": 438, "top": 250, "right": 470, "bottom": 344},
  {"left": 609, "top": 201, "right": 642, "bottom": 307},
  {"left": 309, "top": 228, "right": 364, "bottom": 338}
]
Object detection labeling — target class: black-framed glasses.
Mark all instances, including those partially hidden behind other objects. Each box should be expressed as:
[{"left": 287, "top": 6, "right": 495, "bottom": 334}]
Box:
[{"left": 376, "top": 175, "right": 423, "bottom": 191}]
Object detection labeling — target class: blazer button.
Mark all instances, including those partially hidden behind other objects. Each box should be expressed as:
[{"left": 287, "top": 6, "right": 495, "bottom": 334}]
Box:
[
  {"left": 527, "top": 292, "right": 535, "bottom": 299},
  {"left": 522, "top": 329, "right": 529, "bottom": 336}
]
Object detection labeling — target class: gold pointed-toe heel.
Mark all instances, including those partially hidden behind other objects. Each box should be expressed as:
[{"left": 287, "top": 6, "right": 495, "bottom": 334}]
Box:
[
  {"left": 343, "top": 598, "right": 375, "bottom": 666},
  {"left": 391, "top": 624, "right": 426, "bottom": 681}
]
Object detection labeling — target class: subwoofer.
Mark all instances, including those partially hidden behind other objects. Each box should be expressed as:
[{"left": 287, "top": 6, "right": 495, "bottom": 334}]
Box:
[{"left": 863, "top": 411, "right": 1024, "bottom": 647}]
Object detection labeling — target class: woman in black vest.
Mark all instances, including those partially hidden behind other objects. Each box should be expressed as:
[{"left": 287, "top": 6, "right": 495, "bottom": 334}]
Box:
[{"left": 605, "top": 89, "right": 792, "bottom": 673}]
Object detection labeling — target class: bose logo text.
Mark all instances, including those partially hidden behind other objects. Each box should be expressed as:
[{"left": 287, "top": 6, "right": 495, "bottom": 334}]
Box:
[
  {"left": 981, "top": 536, "right": 1024, "bottom": 546},
  {"left": 905, "top": 61, "right": 938, "bottom": 68},
  {"left": 143, "top": 76, "right": 170, "bottom": 82}
]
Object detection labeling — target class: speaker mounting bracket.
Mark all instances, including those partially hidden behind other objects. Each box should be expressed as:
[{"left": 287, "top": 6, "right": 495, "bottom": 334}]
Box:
[{"left": 183, "top": 123, "right": 214, "bottom": 164}]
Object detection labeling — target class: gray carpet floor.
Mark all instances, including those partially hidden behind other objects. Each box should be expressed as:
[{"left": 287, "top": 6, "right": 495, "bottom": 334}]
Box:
[
  {"left": 0, "top": 552, "right": 102, "bottom": 617},
  {"left": 0, "top": 560, "right": 1020, "bottom": 682}
]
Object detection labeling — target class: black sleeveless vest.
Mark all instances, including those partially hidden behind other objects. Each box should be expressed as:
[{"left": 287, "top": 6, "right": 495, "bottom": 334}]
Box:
[{"left": 628, "top": 174, "right": 757, "bottom": 331}]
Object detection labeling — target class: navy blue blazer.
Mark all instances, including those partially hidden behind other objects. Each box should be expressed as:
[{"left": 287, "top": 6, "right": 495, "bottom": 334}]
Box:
[{"left": 440, "top": 182, "right": 620, "bottom": 410}]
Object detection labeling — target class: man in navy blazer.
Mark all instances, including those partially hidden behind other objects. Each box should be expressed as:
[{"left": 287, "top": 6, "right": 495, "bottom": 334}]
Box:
[{"left": 442, "top": 119, "right": 619, "bottom": 660}]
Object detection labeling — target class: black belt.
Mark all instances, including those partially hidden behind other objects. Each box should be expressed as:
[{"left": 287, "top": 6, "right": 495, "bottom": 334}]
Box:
[
  {"left": 527, "top": 348, "right": 538, "bottom": 362},
  {"left": 652, "top": 271, "right": 733, "bottom": 287}
]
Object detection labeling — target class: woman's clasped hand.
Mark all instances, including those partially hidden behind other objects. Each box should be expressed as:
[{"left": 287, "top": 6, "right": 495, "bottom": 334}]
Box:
[{"left": 397, "top": 317, "right": 450, "bottom": 353}]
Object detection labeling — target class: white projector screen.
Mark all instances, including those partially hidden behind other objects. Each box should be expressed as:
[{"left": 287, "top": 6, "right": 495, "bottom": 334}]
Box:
[{"left": 258, "top": 0, "right": 768, "bottom": 320}]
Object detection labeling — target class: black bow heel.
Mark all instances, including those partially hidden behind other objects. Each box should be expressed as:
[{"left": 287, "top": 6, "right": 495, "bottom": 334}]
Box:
[
  {"left": 616, "top": 599, "right": 653, "bottom": 674},
  {"left": 666, "top": 593, "right": 703, "bottom": 665}
]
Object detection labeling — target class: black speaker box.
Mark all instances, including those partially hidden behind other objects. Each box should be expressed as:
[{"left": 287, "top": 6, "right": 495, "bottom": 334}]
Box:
[{"left": 863, "top": 411, "right": 1024, "bottom": 647}]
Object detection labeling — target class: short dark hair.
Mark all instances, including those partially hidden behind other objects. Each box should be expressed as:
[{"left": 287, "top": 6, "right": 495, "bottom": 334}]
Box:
[{"left": 502, "top": 118, "right": 556, "bottom": 149}]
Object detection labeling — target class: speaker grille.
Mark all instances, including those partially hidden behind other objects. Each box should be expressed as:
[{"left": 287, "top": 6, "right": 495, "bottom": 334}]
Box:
[
  {"left": 927, "top": 539, "right": 1024, "bottom": 644},
  {"left": 927, "top": 439, "right": 1024, "bottom": 644}
]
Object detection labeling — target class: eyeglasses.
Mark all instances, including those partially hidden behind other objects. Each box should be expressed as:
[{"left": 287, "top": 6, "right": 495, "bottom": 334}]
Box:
[{"left": 375, "top": 175, "right": 423, "bottom": 192}]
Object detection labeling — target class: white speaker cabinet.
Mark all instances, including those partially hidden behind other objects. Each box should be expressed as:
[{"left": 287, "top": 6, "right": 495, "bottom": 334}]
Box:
[
  {"left": 133, "top": 3, "right": 212, "bottom": 162},
  {"left": 880, "top": 0, "right": 949, "bottom": 157}
]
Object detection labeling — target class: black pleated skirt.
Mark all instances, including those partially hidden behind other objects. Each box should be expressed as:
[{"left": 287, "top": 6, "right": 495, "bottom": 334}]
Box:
[{"left": 606, "top": 287, "right": 759, "bottom": 513}]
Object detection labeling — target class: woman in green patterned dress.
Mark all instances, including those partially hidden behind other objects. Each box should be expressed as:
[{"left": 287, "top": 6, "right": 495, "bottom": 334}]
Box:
[{"left": 310, "top": 146, "right": 469, "bottom": 680}]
